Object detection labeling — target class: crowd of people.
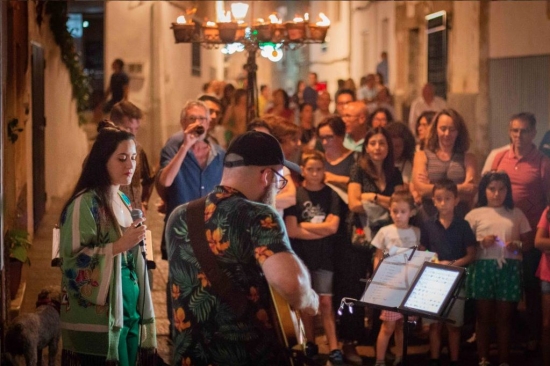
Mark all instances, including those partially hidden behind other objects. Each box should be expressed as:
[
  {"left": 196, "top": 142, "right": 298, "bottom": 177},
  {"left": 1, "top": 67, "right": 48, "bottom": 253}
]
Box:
[{"left": 56, "top": 67, "right": 550, "bottom": 366}]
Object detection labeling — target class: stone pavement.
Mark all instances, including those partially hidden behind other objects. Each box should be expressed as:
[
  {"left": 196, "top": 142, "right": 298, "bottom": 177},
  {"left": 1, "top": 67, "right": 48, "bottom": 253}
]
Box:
[{"left": 19, "top": 190, "right": 544, "bottom": 366}]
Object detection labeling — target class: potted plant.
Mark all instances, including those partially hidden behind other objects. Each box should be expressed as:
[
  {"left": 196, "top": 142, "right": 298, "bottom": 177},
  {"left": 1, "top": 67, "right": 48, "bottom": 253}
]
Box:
[{"left": 5, "top": 228, "right": 31, "bottom": 299}]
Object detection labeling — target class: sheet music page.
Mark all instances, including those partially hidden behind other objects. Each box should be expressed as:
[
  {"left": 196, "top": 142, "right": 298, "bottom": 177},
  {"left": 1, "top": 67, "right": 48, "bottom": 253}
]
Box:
[
  {"left": 360, "top": 249, "right": 435, "bottom": 307},
  {"left": 402, "top": 266, "right": 461, "bottom": 314}
]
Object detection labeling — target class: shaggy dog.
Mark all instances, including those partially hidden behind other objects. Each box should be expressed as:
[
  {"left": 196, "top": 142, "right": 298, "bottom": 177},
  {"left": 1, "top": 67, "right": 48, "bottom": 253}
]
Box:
[{"left": 4, "top": 286, "right": 61, "bottom": 366}]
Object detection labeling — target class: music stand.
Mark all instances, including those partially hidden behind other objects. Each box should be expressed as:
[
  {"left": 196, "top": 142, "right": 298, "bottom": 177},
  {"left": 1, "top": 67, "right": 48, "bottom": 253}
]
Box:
[{"left": 338, "top": 249, "right": 465, "bottom": 366}]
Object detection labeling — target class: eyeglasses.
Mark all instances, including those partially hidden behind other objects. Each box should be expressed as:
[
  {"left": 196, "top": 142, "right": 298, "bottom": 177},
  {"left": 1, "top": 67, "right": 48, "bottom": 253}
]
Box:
[
  {"left": 262, "top": 168, "right": 288, "bottom": 190},
  {"left": 186, "top": 115, "right": 208, "bottom": 123},
  {"left": 319, "top": 134, "right": 335, "bottom": 141}
]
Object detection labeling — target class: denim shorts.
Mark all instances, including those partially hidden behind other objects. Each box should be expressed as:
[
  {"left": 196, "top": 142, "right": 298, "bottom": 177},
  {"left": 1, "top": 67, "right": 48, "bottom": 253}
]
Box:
[
  {"left": 541, "top": 280, "right": 550, "bottom": 294},
  {"left": 311, "top": 269, "right": 334, "bottom": 296}
]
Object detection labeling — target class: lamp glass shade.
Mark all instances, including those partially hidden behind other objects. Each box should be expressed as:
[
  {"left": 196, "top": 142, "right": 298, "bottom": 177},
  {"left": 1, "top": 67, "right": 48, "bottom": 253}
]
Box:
[{"left": 231, "top": 3, "right": 249, "bottom": 21}]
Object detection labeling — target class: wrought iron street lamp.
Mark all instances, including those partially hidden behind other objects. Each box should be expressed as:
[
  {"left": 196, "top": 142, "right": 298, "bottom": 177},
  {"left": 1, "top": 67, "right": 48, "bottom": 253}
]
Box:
[{"left": 171, "top": 4, "right": 330, "bottom": 123}]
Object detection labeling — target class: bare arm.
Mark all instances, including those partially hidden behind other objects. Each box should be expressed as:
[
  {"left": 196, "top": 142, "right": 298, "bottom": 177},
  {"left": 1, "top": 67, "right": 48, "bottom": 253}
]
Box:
[
  {"left": 276, "top": 173, "right": 296, "bottom": 211},
  {"left": 348, "top": 182, "right": 365, "bottom": 213},
  {"left": 158, "top": 123, "right": 202, "bottom": 188},
  {"left": 412, "top": 150, "right": 433, "bottom": 198},
  {"left": 122, "top": 84, "right": 129, "bottom": 101},
  {"left": 284, "top": 216, "right": 325, "bottom": 240},
  {"left": 373, "top": 248, "right": 384, "bottom": 270},
  {"left": 440, "top": 246, "right": 476, "bottom": 267},
  {"left": 262, "top": 252, "right": 319, "bottom": 315},
  {"left": 324, "top": 171, "right": 350, "bottom": 189},
  {"left": 456, "top": 152, "right": 477, "bottom": 202},
  {"left": 535, "top": 227, "right": 550, "bottom": 253},
  {"left": 300, "top": 214, "right": 340, "bottom": 236}
]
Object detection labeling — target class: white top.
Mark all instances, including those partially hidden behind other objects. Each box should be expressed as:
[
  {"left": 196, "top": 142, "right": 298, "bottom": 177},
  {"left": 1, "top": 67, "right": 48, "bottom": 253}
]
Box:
[
  {"left": 396, "top": 160, "right": 413, "bottom": 184},
  {"left": 408, "top": 95, "right": 447, "bottom": 132},
  {"left": 465, "top": 206, "right": 531, "bottom": 262},
  {"left": 358, "top": 86, "right": 378, "bottom": 102},
  {"left": 481, "top": 144, "right": 509, "bottom": 175},
  {"left": 371, "top": 224, "right": 420, "bottom": 254}
]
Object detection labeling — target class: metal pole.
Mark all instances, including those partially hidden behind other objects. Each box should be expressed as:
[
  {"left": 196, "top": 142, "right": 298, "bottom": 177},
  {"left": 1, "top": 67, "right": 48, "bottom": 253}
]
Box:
[{"left": 244, "top": 44, "right": 258, "bottom": 124}]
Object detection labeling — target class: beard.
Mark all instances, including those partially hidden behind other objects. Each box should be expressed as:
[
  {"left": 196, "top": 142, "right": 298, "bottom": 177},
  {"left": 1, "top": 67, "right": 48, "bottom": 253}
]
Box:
[{"left": 258, "top": 184, "right": 277, "bottom": 208}]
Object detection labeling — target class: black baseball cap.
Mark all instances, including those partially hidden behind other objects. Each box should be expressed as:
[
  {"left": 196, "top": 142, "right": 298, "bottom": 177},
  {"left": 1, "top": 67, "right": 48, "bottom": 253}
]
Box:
[{"left": 223, "top": 131, "right": 301, "bottom": 174}]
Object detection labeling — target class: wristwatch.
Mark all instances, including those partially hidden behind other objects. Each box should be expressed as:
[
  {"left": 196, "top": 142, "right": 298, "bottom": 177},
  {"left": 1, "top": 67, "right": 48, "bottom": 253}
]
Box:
[{"left": 374, "top": 193, "right": 378, "bottom": 202}]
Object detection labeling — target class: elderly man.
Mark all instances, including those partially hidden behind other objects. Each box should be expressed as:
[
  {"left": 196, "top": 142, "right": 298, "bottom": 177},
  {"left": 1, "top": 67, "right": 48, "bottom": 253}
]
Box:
[
  {"left": 342, "top": 101, "right": 369, "bottom": 152},
  {"left": 157, "top": 100, "right": 225, "bottom": 259},
  {"left": 408, "top": 83, "right": 447, "bottom": 132},
  {"left": 491, "top": 112, "right": 550, "bottom": 354},
  {"left": 167, "top": 131, "right": 319, "bottom": 365}
]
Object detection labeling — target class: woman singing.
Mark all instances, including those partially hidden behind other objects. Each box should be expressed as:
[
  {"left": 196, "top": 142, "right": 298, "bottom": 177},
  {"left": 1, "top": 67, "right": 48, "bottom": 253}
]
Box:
[{"left": 59, "top": 121, "right": 156, "bottom": 365}]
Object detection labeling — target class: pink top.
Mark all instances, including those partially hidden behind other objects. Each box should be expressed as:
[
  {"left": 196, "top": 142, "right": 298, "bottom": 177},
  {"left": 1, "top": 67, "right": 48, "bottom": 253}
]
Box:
[
  {"left": 536, "top": 208, "right": 550, "bottom": 282},
  {"left": 492, "top": 145, "right": 550, "bottom": 229}
]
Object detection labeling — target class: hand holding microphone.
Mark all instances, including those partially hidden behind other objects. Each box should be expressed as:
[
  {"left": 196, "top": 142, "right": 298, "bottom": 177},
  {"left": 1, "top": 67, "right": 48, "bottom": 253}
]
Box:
[{"left": 131, "top": 209, "right": 148, "bottom": 258}]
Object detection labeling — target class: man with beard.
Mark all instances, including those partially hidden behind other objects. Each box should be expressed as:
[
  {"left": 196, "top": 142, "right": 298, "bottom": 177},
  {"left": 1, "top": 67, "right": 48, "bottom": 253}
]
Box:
[{"left": 167, "top": 131, "right": 319, "bottom": 365}]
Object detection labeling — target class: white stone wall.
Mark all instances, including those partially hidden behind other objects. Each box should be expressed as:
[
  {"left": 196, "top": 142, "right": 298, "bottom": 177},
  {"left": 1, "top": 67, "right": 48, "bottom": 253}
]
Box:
[
  {"left": 27, "top": 5, "right": 89, "bottom": 204},
  {"left": 104, "top": 1, "right": 224, "bottom": 166}
]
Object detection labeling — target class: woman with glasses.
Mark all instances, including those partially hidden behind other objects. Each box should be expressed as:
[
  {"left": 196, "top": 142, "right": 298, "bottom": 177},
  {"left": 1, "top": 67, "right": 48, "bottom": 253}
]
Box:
[
  {"left": 412, "top": 108, "right": 477, "bottom": 221},
  {"left": 317, "top": 116, "right": 355, "bottom": 192},
  {"left": 465, "top": 171, "right": 531, "bottom": 366}
]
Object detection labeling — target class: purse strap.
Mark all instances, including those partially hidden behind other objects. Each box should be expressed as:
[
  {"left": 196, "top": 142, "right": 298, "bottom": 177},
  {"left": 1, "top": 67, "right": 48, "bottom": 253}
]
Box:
[{"left": 187, "top": 196, "right": 248, "bottom": 316}]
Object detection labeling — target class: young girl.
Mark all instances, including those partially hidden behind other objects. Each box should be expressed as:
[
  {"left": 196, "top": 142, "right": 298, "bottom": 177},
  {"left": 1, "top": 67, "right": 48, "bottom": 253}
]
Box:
[
  {"left": 465, "top": 171, "right": 531, "bottom": 366},
  {"left": 371, "top": 191, "right": 420, "bottom": 366},
  {"left": 534, "top": 200, "right": 550, "bottom": 365}
]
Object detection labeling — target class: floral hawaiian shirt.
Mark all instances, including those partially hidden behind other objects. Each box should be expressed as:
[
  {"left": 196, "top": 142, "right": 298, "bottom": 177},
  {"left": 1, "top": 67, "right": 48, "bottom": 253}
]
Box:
[{"left": 167, "top": 185, "right": 293, "bottom": 366}]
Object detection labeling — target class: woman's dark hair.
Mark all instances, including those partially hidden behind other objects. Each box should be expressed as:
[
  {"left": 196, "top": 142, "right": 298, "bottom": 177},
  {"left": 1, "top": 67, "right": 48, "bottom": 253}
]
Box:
[
  {"left": 426, "top": 108, "right": 470, "bottom": 154},
  {"left": 273, "top": 88, "right": 290, "bottom": 109},
  {"left": 233, "top": 88, "right": 247, "bottom": 105},
  {"left": 386, "top": 122, "right": 416, "bottom": 162},
  {"left": 60, "top": 120, "right": 135, "bottom": 229},
  {"left": 415, "top": 110, "right": 436, "bottom": 149},
  {"left": 358, "top": 127, "right": 395, "bottom": 182},
  {"left": 477, "top": 171, "right": 514, "bottom": 210},
  {"left": 317, "top": 116, "right": 346, "bottom": 137},
  {"left": 367, "top": 107, "right": 394, "bottom": 128}
]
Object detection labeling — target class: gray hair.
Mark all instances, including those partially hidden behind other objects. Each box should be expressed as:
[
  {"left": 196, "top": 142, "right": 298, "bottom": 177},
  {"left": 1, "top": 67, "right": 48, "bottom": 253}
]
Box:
[{"left": 179, "top": 100, "right": 209, "bottom": 123}]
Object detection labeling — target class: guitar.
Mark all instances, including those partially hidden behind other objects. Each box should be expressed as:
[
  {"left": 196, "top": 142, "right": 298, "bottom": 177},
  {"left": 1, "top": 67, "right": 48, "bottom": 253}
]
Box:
[{"left": 268, "top": 286, "right": 307, "bottom": 365}]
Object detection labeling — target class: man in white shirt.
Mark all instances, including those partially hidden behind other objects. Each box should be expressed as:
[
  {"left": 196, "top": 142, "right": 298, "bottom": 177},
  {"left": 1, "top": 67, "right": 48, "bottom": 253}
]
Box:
[{"left": 408, "top": 83, "right": 447, "bottom": 132}]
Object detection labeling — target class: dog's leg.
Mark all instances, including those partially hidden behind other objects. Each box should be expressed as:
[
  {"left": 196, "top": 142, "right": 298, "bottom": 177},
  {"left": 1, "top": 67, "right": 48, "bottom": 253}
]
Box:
[
  {"left": 25, "top": 347, "right": 37, "bottom": 366},
  {"left": 37, "top": 347, "right": 43, "bottom": 366},
  {"left": 47, "top": 335, "right": 59, "bottom": 366}
]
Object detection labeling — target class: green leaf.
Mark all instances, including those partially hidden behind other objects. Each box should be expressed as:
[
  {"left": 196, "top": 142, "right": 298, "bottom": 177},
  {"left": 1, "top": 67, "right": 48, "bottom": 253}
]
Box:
[{"left": 188, "top": 287, "right": 215, "bottom": 323}]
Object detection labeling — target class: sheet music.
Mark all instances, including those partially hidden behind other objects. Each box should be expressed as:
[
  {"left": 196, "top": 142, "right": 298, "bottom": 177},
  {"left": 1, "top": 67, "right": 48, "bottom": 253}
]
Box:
[
  {"left": 402, "top": 266, "right": 460, "bottom": 314},
  {"left": 360, "top": 249, "right": 435, "bottom": 308}
]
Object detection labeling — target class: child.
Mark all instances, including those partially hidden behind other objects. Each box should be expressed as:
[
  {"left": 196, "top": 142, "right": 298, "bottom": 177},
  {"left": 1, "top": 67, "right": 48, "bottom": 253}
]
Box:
[
  {"left": 371, "top": 191, "right": 420, "bottom": 366},
  {"left": 419, "top": 179, "right": 476, "bottom": 366},
  {"left": 465, "top": 171, "right": 531, "bottom": 366},
  {"left": 534, "top": 201, "right": 550, "bottom": 366},
  {"left": 284, "top": 150, "right": 343, "bottom": 365}
]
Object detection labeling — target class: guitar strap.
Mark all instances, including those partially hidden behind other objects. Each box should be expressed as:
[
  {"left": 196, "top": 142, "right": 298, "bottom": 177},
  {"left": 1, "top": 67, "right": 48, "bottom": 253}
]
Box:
[{"left": 187, "top": 196, "right": 248, "bottom": 317}]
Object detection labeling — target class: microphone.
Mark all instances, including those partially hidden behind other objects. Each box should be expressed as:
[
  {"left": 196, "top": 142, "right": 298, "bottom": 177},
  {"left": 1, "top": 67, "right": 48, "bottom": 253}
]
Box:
[{"left": 130, "top": 209, "right": 147, "bottom": 258}]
